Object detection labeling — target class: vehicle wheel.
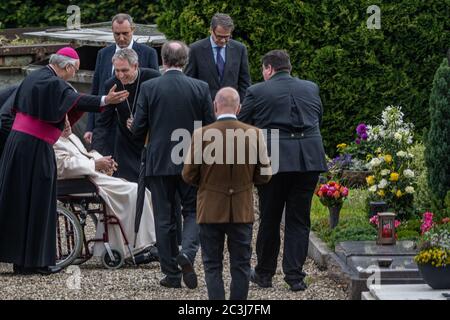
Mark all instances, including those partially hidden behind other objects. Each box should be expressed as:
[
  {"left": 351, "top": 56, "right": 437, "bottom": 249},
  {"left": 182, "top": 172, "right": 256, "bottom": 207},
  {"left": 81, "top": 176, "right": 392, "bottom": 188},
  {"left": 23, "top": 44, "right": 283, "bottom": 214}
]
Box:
[
  {"left": 55, "top": 205, "right": 83, "bottom": 269},
  {"left": 101, "top": 249, "right": 124, "bottom": 270}
]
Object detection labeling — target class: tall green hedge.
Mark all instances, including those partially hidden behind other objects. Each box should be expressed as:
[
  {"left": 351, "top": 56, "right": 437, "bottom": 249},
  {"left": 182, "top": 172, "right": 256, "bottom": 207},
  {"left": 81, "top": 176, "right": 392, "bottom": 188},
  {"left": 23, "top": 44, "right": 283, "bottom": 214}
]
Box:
[
  {"left": 425, "top": 58, "right": 450, "bottom": 216},
  {"left": 0, "top": 1, "right": 160, "bottom": 28},
  {"left": 1, "top": 1, "right": 449, "bottom": 155},
  {"left": 156, "top": 0, "right": 450, "bottom": 154}
]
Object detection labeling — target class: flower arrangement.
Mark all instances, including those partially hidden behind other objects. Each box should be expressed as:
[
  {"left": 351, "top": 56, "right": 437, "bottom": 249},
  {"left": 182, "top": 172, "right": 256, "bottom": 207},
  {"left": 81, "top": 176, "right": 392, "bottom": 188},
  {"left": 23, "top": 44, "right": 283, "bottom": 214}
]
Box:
[
  {"left": 414, "top": 212, "right": 450, "bottom": 267},
  {"left": 364, "top": 106, "right": 417, "bottom": 220},
  {"left": 329, "top": 122, "right": 372, "bottom": 175},
  {"left": 315, "top": 181, "right": 349, "bottom": 208}
]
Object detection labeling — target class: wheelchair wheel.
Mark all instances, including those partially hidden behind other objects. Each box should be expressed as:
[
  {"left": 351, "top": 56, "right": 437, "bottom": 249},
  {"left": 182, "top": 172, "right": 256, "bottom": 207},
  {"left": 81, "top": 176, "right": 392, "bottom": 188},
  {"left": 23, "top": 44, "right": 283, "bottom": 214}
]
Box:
[
  {"left": 55, "top": 205, "right": 83, "bottom": 269},
  {"left": 71, "top": 213, "right": 98, "bottom": 265},
  {"left": 101, "top": 249, "right": 124, "bottom": 270}
]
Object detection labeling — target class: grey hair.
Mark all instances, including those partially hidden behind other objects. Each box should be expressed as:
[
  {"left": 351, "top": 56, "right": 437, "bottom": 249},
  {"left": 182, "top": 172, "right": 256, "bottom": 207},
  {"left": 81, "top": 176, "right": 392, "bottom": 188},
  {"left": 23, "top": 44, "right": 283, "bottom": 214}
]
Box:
[
  {"left": 161, "top": 41, "right": 189, "bottom": 68},
  {"left": 215, "top": 87, "right": 240, "bottom": 110},
  {"left": 49, "top": 54, "right": 78, "bottom": 69},
  {"left": 112, "top": 13, "right": 134, "bottom": 27},
  {"left": 112, "top": 48, "right": 139, "bottom": 66},
  {"left": 210, "top": 13, "right": 234, "bottom": 31}
]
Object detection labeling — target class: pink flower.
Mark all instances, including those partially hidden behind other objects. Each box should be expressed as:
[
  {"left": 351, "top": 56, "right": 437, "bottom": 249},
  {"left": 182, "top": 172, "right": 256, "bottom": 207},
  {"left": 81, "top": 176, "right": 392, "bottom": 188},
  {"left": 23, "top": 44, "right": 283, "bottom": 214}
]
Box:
[
  {"left": 370, "top": 215, "right": 379, "bottom": 226},
  {"left": 394, "top": 220, "right": 401, "bottom": 228},
  {"left": 341, "top": 187, "right": 349, "bottom": 197},
  {"left": 420, "top": 212, "right": 434, "bottom": 234}
]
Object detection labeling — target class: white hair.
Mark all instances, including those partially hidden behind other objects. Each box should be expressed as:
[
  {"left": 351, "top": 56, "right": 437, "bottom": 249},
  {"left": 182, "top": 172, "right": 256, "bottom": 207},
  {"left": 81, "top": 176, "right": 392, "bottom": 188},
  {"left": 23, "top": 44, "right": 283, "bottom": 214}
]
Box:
[
  {"left": 49, "top": 54, "right": 78, "bottom": 69},
  {"left": 112, "top": 48, "right": 139, "bottom": 66}
]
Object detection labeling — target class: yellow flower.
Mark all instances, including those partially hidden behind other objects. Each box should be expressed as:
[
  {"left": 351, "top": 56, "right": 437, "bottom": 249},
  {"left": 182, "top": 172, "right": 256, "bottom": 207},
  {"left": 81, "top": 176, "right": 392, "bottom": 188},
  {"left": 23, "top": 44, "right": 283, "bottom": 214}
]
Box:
[
  {"left": 366, "top": 175, "right": 375, "bottom": 186},
  {"left": 390, "top": 172, "right": 399, "bottom": 182},
  {"left": 337, "top": 143, "right": 347, "bottom": 150},
  {"left": 396, "top": 190, "right": 403, "bottom": 198},
  {"left": 377, "top": 190, "right": 385, "bottom": 197},
  {"left": 384, "top": 154, "right": 393, "bottom": 163}
]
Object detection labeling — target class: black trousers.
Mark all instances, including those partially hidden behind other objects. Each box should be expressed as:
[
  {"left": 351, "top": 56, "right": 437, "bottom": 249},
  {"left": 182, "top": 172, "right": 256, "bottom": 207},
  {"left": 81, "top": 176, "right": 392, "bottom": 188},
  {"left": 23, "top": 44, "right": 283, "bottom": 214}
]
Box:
[
  {"left": 146, "top": 175, "right": 198, "bottom": 281},
  {"left": 199, "top": 223, "right": 253, "bottom": 300},
  {"left": 255, "top": 171, "right": 319, "bottom": 284}
]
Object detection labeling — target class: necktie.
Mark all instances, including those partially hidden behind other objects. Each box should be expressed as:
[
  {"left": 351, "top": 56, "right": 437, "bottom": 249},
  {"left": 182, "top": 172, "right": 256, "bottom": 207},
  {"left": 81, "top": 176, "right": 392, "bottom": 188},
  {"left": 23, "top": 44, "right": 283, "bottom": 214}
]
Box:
[{"left": 216, "top": 46, "right": 225, "bottom": 81}]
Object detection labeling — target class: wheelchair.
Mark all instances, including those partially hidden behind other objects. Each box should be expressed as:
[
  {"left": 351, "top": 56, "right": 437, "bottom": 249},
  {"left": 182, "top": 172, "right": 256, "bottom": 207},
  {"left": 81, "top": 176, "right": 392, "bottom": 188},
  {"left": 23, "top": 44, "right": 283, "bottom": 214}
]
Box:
[{"left": 55, "top": 176, "right": 134, "bottom": 270}]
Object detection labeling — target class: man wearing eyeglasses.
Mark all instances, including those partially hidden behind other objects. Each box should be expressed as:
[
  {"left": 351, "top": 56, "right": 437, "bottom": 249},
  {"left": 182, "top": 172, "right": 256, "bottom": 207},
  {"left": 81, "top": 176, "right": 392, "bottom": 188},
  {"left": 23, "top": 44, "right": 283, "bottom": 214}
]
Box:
[
  {"left": 85, "top": 13, "right": 159, "bottom": 155},
  {"left": 185, "top": 13, "right": 251, "bottom": 102}
]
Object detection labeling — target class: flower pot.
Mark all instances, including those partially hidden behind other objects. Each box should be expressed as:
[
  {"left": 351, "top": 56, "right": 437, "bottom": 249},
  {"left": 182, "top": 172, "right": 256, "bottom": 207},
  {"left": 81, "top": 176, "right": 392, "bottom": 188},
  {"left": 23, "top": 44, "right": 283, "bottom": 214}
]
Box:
[
  {"left": 417, "top": 263, "right": 450, "bottom": 289},
  {"left": 328, "top": 205, "right": 342, "bottom": 229}
]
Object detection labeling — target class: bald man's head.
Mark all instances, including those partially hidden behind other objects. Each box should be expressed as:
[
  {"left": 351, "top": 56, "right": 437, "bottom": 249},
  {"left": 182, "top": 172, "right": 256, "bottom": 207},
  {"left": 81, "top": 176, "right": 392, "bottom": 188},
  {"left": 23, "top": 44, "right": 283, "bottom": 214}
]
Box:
[
  {"left": 161, "top": 40, "right": 189, "bottom": 69},
  {"left": 214, "top": 87, "right": 240, "bottom": 116}
]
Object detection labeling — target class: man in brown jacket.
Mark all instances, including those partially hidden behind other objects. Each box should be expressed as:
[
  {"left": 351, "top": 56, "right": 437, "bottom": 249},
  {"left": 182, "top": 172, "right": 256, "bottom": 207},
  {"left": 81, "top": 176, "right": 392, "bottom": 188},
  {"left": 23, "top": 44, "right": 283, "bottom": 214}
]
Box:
[{"left": 182, "top": 87, "right": 271, "bottom": 300}]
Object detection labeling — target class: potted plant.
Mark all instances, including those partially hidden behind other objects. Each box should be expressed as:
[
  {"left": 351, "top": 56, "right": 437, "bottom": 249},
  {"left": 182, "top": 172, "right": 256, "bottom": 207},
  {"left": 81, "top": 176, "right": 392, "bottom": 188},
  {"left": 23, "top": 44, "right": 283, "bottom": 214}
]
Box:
[
  {"left": 315, "top": 181, "right": 349, "bottom": 229},
  {"left": 414, "top": 212, "right": 450, "bottom": 289}
]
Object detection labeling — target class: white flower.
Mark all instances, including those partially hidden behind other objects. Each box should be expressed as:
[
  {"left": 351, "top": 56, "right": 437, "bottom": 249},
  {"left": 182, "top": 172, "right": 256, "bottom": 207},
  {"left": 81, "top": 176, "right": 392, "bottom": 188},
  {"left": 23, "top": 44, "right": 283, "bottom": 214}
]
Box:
[
  {"left": 369, "top": 158, "right": 382, "bottom": 168},
  {"left": 407, "top": 152, "right": 414, "bottom": 158},
  {"left": 394, "top": 132, "right": 402, "bottom": 141},
  {"left": 381, "top": 169, "right": 390, "bottom": 176},
  {"left": 378, "top": 179, "right": 388, "bottom": 189},
  {"left": 403, "top": 169, "right": 415, "bottom": 178},
  {"left": 369, "top": 185, "right": 378, "bottom": 193},
  {"left": 405, "top": 186, "right": 415, "bottom": 194},
  {"left": 397, "top": 151, "right": 407, "bottom": 157}
]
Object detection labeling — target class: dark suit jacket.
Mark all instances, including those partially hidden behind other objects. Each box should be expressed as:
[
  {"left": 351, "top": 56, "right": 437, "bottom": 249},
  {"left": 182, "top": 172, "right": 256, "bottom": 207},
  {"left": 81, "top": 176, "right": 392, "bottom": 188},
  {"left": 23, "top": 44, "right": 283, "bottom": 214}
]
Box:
[
  {"left": 86, "top": 41, "right": 159, "bottom": 132},
  {"left": 131, "top": 70, "right": 215, "bottom": 176},
  {"left": 185, "top": 38, "right": 251, "bottom": 102},
  {"left": 0, "top": 85, "right": 19, "bottom": 156},
  {"left": 182, "top": 118, "right": 271, "bottom": 224},
  {"left": 238, "top": 72, "right": 328, "bottom": 173}
]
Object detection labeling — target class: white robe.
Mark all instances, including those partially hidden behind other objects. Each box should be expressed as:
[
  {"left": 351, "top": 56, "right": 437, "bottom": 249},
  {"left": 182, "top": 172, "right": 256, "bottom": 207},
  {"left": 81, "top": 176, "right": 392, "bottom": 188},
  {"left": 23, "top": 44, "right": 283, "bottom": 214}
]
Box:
[{"left": 53, "top": 134, "right": 156, "bottom": 258}]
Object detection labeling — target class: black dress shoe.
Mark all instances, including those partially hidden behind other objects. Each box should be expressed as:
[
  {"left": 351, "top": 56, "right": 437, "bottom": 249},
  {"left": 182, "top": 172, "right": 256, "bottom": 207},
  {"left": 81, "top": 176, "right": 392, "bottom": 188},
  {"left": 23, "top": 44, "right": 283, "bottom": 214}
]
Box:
[
  {"left": 159, "top": 276, "right": 181, "bottom": 288},
  {"left": 288, "top": 280, "right": 308, "bottom": 292},
  {"left": 35, "top": 266, "right": 63, "bottom": 275},
  {"left": 250, "top": 269, "right": 272, "bottom": 288},
  {"left": 176, "top": 253, "right": 197, "bottom": 289},
  {"left": 13, "top": 265, "right": 62, "bottom": 275},
  {"left": 13, "top": 265, "right": 35, "bottom": 275}
]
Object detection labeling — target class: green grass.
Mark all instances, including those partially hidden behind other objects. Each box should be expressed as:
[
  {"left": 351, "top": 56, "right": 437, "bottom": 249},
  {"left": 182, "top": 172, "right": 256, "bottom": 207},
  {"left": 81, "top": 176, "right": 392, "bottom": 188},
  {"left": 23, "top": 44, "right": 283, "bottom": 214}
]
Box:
[
  {"left": 311, "top": 188, "right": 377, "bottom": 250},
  {"left": 311, "top": 188, "right": 369, "bottom": 221}
]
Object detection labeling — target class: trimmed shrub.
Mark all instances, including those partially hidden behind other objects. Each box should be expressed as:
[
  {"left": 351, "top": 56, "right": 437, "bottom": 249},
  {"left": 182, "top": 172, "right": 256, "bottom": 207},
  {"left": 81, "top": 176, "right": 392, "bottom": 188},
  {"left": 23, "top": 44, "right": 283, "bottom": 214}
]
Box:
[
  {"left": 425, "top": 58, "right": 450, "bottom": 216},
  {"left": 156, "top": 0, "right": 450, "bottom": 154},
  {"left": 0, "top": 1, "right": 160, "bottom": 28},
  {"left": 408, "top": 143, "right": 433, "bottom": 213}
]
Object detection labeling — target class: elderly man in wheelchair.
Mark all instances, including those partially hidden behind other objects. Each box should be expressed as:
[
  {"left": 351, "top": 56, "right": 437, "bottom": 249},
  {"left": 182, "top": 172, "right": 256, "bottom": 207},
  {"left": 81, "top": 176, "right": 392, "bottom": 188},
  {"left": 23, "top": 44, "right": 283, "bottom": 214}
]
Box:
[{"left": 54, "top": 117, "right": 157, "bottom": 269}]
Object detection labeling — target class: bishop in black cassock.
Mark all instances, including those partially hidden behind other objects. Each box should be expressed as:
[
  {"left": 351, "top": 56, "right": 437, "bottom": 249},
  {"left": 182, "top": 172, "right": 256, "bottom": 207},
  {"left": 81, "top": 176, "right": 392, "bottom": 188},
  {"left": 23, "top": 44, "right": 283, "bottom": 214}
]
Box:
[{"left": 0, "top": 47, "right": 128, "bottom": 274}]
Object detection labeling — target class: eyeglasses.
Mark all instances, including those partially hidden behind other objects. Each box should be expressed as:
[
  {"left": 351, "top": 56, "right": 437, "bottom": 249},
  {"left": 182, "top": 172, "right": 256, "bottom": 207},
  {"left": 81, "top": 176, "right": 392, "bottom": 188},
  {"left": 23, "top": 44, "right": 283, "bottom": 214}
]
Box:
[
  {"left": 212, "top": 29, "right": 232, "bottom": 41},
  {"left": 68, "top": 64, "right": 79, "bottom": 72}
]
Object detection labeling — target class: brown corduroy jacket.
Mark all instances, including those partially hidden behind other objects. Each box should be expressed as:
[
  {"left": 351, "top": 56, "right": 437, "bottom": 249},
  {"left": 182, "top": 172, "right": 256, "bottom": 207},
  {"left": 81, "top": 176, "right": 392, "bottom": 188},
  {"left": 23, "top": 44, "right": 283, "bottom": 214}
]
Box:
[{"left": 182, "top": 118, "right": 272, "bottom": 224}]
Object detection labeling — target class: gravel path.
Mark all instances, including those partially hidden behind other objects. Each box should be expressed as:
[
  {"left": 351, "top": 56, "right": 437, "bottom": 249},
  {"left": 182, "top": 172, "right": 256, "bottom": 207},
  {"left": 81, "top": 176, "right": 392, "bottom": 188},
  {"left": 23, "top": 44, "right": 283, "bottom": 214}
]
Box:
[
  {"left": 0, "top": 224, "right": 348, "bottom": 300},
  {"left": 0, "top": 192, "right": 349, "bottom": 300}
]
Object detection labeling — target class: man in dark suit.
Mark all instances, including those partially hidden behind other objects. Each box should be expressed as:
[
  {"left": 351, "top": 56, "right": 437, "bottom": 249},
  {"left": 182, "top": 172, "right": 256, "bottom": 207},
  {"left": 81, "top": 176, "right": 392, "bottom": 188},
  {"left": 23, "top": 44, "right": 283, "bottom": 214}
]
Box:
[
  {"left": 238, "top": 50, "right": 328, "bottom": 292},
  {"left": 131, "top": 41, "right": 215, "bottom": 289},
  {"left": 185, "top": 13, "right": 251, "bottom": 102},
  {"left": 85, "top": 13, "right": 159, "bottom": 153},
  {"left": 0, "top": 85, "right": 18, "bottom": 157},
  {"left": 182, "top": 87, "right": 271, "bottom": 300},
  {"left": 94, "top": 48, "right": 160, "bottom": 182}
]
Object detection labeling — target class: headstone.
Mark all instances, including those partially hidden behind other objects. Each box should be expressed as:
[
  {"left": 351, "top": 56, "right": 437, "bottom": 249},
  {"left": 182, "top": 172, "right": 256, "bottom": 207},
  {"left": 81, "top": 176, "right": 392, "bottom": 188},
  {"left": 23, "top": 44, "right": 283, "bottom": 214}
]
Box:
[
  {"left": 363, "top": 284, "right": 450, "bottom": 300},
  {"left": 334, "top": 241, "right": 423, "bottom": 300}
]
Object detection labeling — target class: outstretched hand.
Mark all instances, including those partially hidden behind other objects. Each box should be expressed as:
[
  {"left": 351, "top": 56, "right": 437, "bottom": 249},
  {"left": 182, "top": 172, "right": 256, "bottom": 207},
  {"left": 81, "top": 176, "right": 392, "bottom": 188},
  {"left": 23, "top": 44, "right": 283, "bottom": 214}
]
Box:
[{"left": 105, "top": 84, "right": 129, "bottom": 105}]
